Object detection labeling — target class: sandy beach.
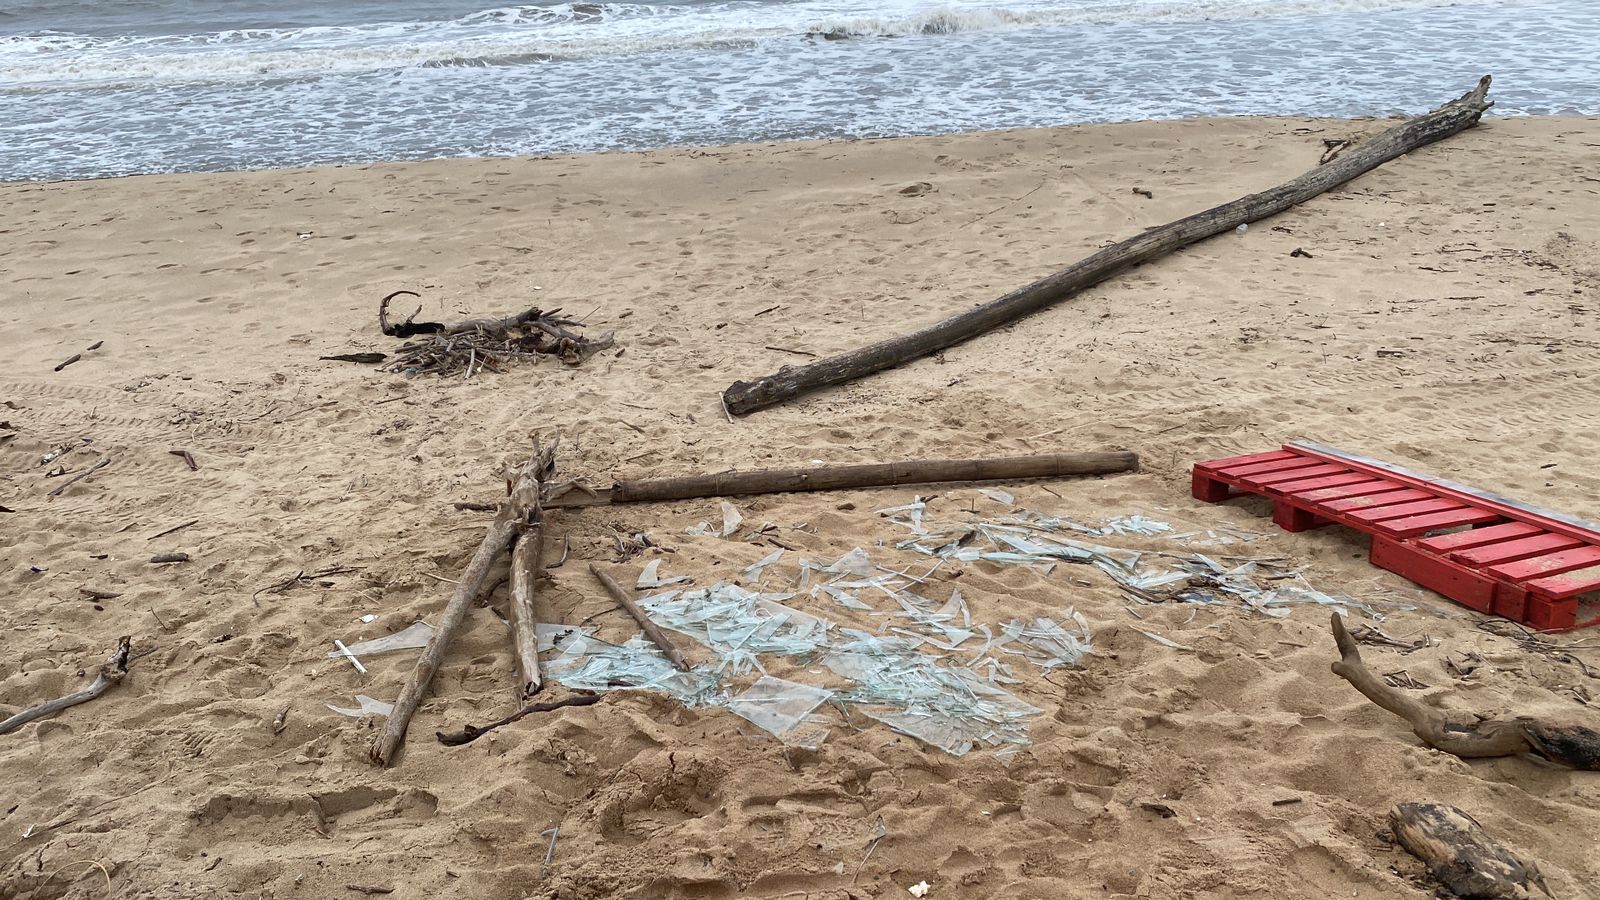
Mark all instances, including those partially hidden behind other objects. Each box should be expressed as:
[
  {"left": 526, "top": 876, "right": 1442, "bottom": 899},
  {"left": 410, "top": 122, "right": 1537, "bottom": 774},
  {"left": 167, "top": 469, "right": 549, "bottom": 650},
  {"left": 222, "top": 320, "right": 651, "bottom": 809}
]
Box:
[{"left": 3, "top": 114, "right": 1599, "bottom": 899}]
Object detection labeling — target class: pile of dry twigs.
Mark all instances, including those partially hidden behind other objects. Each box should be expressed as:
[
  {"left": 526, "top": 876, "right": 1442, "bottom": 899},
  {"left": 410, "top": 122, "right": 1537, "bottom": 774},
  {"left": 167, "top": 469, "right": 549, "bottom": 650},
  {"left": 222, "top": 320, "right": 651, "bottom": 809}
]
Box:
[{"left": 378, "top": 290, "right": 614, "bottom": 377}]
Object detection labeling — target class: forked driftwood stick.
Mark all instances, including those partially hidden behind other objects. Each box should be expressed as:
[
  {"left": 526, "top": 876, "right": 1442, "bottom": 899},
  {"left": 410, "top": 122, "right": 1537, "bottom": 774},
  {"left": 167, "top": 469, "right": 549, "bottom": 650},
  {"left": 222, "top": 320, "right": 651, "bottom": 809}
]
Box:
[
  {"left": 1389, "top": 803, "right": 1549, "bottom": 899},
  {"left": 0, "top": 637, "right": 132, "bottom": 735},
  {"left": 544, "top": 450, "right": 1137, "bottom": 507},
  {"left": 507, "top": 501, "right": 549, "bottom": 702},
  {"left": 370, "top": 440, "right": 558, "bottom": 767},
  {"left": 722, "top": 76, "right": 1496, "bottom": 414},
  {"left": 590, "top": 564, "right": 691, "bottom": 671},
  {"left": 1329, "top": 613, "right": 1600, "bottom": 768}
]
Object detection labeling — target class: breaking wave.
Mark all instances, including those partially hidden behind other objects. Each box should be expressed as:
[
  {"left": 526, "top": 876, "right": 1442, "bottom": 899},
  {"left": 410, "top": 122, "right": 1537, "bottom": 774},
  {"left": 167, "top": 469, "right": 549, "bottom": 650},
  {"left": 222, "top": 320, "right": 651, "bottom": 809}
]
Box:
[{"left": 1, "top": 0, "right": 1478, "bottom": 89}]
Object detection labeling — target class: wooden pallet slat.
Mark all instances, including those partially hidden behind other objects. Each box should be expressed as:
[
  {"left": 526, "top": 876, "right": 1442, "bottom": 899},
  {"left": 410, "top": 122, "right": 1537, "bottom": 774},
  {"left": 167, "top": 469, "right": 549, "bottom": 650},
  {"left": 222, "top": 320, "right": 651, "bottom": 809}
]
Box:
[
  {"left": 1254, "top": 463, "right": 1349, "bottom": 487},
  {"left": 1202, "top": 449, "right": 1300, "bottom": 470},
  {"left": 1372, "top": 507, "right": 1501, "bottom": 538},
  {"left": 1219, "top": 456, "right": 1333, "bottom": 478},
  {"left": 1345, "top": 498, "right": 1466, "bottom": 524},
  {"left": 1269, "top": 472, "right": 1373, "bottom": 495},
  {"left": 1322, "top": 488, "right": 1435, "bottom": 512},
  {"left": 1290, "top": 479, "right": 1408, "bottom": 503},
  {"left": 1450, "top": 533, "right": 1585, "bottom": 567},
  {"left": 1526, "top": 564, "right": 1600, "bottom": 599},
  {"left": 1415, "top": 522, "right": 1543, "bottom": 552},
  {"left": 1487, "top": 546, "right": 1600, "bottom": 582}
]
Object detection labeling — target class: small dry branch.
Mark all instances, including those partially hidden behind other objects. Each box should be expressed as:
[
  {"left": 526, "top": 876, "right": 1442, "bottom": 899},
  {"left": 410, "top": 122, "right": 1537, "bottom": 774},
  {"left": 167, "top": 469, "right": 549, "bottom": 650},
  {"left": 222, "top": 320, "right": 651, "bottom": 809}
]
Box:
[
  {"left": 47, "top": 457, "right": 109, "bottom": 497},
  {"left": 435, "top": 693, "right": 602, "bottom": 746},
  {"left": 0, "top": 638, "right": 132, "bottom": 735},
  {"left": 591, "top": 564, "right": 691, "bottom": 671},
  {"left": 1329, "top": 613, "right": 1600, "bottom": 769}
]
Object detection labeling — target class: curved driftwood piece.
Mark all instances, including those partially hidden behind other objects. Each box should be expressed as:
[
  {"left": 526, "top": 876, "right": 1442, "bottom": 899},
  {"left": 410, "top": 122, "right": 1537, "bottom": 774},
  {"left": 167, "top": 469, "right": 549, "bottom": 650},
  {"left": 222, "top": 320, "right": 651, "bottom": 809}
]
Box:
[
  {"left": 435, "top": 693, "right": 602, "bottom": 747},
  {"left": 508, "top": 510, "right": 548, "bottom": 702},
  {"left": 1329, "top": 613, "right": 1600, "bottom": 769},
  {"left": 590, "top": 564, "right": 691, "bottom": 671},
  {"left": 1389, "top": 803, "right": 1548, "bottom": 899},
  {"left": 0, "top": 637, "right": 131, "bottom": 735},
  {"left": 566, "top": 450, "right": 1136, "bottom": 506},
  {"left": 371, "top": 439, "right": 558, "bottom": 766},
  {"left": 722, "top": 76, "right": 1495, "bottom": 414}
]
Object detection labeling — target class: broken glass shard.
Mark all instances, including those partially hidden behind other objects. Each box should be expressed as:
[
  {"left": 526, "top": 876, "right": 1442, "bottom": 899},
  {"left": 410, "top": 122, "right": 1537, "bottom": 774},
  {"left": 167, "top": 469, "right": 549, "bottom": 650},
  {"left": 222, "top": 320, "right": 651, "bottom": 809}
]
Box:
[
  {"left": 743, "top": 548, "right": 785, "bottom": 583},
  {"left": 637, "top": 558, "right": 691, "bottom": 588},
  {"left": 724, "top": 675, "right": 833, "bottom": 739},
  {"left": 544, "top": 632, "right": 718, "bottom": 705},
  {"left": 326, "top": 620, "right": 435, "bottom": 658},
  {"left": 720, "top": 502, "right": 743, "bottom": 537},
  {"left": 327, "top": 694, "right": 393, "bottom": 718}
]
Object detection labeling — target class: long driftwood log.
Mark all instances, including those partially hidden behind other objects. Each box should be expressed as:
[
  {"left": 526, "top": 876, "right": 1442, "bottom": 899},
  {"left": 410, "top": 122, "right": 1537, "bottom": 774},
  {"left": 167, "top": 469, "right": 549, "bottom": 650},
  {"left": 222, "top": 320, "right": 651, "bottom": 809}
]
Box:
[
  {"left": 1389, "top": 803, "right": 1548, "bottom": 899},
  {"left": 590, "top": 564, "right": 692, "bottom": 671},
  {"left": 722, "top": 76, "right": 1496, "bottom": 415},
  {"left": 544, "top": 450, "right": 1137, "bottom": 507},
  {"left": 0, "top": 637, "right": 131, "bottom": 735},
  {"left": 1329, "top": 613, "right": 1600, "bottom": 769},
  {"left": 371, "top": 442, "right": 557, "bottom": 766}
]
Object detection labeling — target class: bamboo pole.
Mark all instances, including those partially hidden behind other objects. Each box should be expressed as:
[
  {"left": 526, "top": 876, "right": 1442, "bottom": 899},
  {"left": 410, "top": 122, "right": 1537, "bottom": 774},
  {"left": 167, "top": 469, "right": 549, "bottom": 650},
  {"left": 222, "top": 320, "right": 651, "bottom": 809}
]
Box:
[
  {"left": 544, "top": 450, "right": 1136, "bottom": 508},
  {"left": 722, "top": 77, "right": 1496, "bottom": 415}
]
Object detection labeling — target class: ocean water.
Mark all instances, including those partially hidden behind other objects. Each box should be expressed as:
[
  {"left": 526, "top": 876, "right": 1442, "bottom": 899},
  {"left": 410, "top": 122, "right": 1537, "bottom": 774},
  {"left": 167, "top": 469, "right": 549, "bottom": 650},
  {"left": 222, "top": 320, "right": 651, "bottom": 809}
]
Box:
[{"left": 0, "top": 0, "right": 1595, "bottom": 181}]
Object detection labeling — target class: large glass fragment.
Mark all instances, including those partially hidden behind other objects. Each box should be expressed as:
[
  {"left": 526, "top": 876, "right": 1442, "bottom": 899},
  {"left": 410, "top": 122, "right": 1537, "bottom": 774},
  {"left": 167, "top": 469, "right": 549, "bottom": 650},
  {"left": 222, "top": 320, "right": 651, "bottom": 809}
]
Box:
[{"left": 724, "top": 675, "right": 833, "bottom": 739}]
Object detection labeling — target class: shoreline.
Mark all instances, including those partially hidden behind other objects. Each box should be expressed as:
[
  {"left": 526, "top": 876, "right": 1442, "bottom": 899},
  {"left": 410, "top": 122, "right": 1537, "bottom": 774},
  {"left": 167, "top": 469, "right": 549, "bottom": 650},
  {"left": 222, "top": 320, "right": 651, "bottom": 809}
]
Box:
[
  {"left": 3, "top": 113, "right": 1598, "bottom": 897},
  {"left": 4, "top": 109, "right": 1585, "bottom": 188}
]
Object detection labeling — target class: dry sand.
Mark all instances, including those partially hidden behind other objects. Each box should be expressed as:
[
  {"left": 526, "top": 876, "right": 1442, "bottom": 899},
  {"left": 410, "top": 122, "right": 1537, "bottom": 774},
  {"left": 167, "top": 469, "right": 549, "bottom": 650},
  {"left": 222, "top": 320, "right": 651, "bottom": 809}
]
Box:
[{"left": 2, "top": 114, "right": 1599, "bottom": 899}]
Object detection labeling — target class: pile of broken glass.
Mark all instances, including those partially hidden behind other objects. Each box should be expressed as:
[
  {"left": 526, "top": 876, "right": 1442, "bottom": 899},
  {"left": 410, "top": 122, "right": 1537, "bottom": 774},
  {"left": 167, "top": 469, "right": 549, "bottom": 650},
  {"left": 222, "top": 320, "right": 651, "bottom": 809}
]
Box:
[
  {"left": 328, "top": 499, "right": 1404, "bottom": 759},
  {"left": 534, "top": 500, "right": 1403, "bottom": 759}
]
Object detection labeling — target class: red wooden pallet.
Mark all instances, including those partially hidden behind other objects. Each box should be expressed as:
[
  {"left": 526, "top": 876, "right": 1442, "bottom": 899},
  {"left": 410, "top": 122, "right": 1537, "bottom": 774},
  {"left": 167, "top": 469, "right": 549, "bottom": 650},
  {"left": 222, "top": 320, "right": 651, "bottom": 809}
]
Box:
[{"left": 1192, "top": 441, "right": 1600, "bottom": 631}]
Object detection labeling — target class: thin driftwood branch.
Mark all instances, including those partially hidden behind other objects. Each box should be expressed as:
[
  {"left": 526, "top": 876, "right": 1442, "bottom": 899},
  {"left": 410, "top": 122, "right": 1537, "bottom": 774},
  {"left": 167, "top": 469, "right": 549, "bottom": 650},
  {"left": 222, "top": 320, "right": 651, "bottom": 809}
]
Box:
[
  {"left": 435, "top": 693, "right": 601, "bottom": 746},
  {"left": 1329, "top": 613, "right": 1600, "bottom": 769},
  {"left": 507, "top": 451, "right": 553, "bottom": 702},
  {"left": 1389, "top": 803, "right": 1549, "bottom": 899},
  {"left": 722, "top": 76, "right": 1495, "bottom": 414},
  {"left": 544, "top": 450, "right": 1137, "bottom": 507},
  {"left": 0, "top": 637, "right": 132, "bottom": 735},
  {"left": 590, "top": 564, "right": 691, "bottom": 671},
  {"left": 47, "top": 457, "right": 110, "bottom": 497},
  {"left": 370, "top": 439, "right": 558, "bottom": 767}
]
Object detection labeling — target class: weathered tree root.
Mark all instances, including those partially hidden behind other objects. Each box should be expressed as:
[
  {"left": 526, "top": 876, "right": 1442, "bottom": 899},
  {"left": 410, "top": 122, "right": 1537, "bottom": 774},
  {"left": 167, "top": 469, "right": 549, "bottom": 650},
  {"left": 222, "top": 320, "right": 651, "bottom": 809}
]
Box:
[
  {"left": 1389, "top": 803, "right": 1550, "bottom": 899},
  {"left": 1329, "top": 613, "right": 1600, "bottom": 769}
]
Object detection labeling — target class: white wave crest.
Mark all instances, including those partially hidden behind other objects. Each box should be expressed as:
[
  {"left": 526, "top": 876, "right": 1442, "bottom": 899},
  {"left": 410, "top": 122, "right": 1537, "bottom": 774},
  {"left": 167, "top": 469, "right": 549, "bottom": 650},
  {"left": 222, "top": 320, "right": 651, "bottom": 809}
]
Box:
[{"left": 0, "top": 0, "right": 1483, "bottom": 90}]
